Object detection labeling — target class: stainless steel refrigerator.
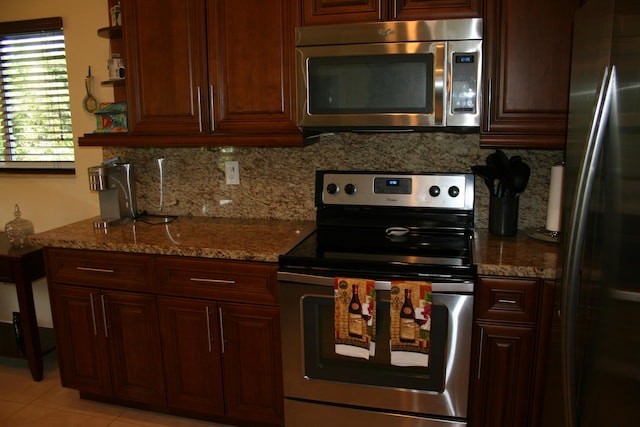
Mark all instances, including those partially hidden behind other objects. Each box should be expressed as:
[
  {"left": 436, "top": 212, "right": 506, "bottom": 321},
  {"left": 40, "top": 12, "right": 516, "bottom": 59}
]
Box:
[{"left": 541, "top": 0, "right": 640, "bottom": 426}]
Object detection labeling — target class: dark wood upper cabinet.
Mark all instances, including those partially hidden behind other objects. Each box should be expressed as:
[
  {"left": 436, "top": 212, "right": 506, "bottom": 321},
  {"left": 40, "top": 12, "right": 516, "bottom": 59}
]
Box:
[
  {"left": 301, "top": 0, "right": 482, "bottom": 25},
  {"left": 80, "top": 0, "right": 302, "bottom": 147},
  {"left": 481, "top": 0, "right": 582, "bottom": 148}
]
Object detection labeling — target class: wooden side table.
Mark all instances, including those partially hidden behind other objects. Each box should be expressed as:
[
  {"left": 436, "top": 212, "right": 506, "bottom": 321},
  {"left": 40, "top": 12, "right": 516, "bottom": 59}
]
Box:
[{"left": 0, "top": 232, "right": 53, "bottom": 381}]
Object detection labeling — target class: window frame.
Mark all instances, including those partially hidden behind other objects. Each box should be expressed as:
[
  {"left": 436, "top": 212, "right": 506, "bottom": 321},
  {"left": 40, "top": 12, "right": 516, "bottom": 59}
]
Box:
[{"left": 0, "top": 17, "right": 75, "bottom": 175}]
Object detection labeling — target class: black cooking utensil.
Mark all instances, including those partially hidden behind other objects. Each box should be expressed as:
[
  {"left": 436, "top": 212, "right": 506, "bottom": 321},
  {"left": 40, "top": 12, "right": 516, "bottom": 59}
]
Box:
[
  {"left": 510, "top": 158, "right": 531, "bottom": 194},
  {"left": 471, "top": 165, "right": 498, "bottom": 195}
]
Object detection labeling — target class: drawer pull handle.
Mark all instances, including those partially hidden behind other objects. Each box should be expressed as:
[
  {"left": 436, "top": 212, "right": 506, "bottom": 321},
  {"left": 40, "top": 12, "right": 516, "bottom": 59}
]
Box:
[
  {"left": 77, "top": 267, "right": 114, "bottom": 274},
  {"left": 190, "top": 278, "right": 236, "bottom": 285},
  {"left": 498, "top": 299, "right": 517, "bottom": 304},
  {"left": 206, "top": 306, "right": 212, "bottom": 353}
]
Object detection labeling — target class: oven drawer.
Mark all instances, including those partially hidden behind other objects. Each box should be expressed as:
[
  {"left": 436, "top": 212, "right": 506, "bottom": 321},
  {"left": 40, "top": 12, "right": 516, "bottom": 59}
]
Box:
[
  {"left": 155, "top": 256, "right": 279, "bottom": 305},
  {"left": 46, "top": 248, "right": 153, "bottom": 291},
  {"left": 476, "top": 276, "right": 540, "bottom": 323}
]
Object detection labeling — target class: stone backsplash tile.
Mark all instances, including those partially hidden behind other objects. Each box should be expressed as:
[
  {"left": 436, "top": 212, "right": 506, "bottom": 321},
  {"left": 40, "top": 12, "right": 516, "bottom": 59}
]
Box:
[{"left": 103, "top": 132, "right": 564, "bottom": 231}]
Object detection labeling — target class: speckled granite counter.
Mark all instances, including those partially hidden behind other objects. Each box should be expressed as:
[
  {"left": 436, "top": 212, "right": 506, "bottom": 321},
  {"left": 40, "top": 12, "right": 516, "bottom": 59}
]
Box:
[
  {"left": 474, "top": 228, "right": 561, "bottom": 280},
  {"left": 29, "top": 217, "right": 560, "bottom": 278},
  {"left": 29, "top": 216, "right": 316, "bottom": 263}
]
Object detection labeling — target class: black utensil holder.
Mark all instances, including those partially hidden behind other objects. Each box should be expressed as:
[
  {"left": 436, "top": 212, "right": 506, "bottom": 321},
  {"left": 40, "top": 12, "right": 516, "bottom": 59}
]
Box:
[{"left": 489, "top": 195, "right": 519, "bottom": 237}]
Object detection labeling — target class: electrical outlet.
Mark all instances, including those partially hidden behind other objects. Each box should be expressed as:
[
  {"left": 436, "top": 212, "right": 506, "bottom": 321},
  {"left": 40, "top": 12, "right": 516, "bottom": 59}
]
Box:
[{"left": 225, "top": 161, "right": 240, "bottom": 185}]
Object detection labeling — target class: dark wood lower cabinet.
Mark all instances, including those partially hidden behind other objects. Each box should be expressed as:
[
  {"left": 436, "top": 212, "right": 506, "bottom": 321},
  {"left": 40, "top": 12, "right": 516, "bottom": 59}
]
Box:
[
  {"left": 158, "top": 297, "right": 225, "bottom": 417},
  {"left": 47, "top": 248, "right": 284, "bottom": 426},
  {"left": 51, "top": 284, "right": 165, "bottom": 405},
  {"left": 469, "top": 276, "right": 556, "bottom": 427},
  {"left": 471, "top": 323, "right": 536, "bottom": 426},
  {"left": 220, "top": 303, "right": 284, "bottom": 425}
]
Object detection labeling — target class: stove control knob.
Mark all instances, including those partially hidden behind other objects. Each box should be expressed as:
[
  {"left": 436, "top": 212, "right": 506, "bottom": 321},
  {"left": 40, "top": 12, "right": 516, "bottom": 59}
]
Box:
[
  {"left": 344, "top": 183, "right": 356, "bottom": 195},
  {"left": 448, "top": 186, "right": 460, "bottom": 198},
  {"left": 429, "top": 185, "right": 441, "bottom": 197},
  {"left": 326, "top": 183, "right": 338, "bottom": 195}
]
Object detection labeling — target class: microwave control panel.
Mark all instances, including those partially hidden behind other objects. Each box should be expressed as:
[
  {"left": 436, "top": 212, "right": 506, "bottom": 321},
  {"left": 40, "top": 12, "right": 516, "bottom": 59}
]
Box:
[{"left": 450, "top": 52, "right": 478, "bottom": 115}]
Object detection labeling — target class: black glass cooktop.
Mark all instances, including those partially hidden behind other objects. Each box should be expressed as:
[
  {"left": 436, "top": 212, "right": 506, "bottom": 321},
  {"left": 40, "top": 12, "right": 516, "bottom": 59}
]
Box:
[{"left": 279, "top": 228, "right": 475, "bottom": 280}]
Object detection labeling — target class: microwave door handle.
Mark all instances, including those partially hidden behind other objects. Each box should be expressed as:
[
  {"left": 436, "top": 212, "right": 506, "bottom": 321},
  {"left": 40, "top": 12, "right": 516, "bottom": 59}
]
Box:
[{"left": 434, "top": 43, "right": 446, "bottom": 126}]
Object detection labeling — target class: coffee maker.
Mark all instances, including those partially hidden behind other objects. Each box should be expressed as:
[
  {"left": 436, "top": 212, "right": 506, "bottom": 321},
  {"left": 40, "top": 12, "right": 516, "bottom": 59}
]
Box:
[{"left": 88, "top": 159, "right": 138, "bottom": 228}]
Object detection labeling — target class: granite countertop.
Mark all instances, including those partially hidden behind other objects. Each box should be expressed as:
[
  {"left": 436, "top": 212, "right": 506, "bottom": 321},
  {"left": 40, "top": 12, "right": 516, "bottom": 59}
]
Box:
[
  {"left": 29, "top": 216, "right": 316, "bottom": 263},
  {"left": 30, "top": 217, "right": 561, "bottom": 279},
  {"left": 474, "top": 228, "right": 561, "bottom": 280}
]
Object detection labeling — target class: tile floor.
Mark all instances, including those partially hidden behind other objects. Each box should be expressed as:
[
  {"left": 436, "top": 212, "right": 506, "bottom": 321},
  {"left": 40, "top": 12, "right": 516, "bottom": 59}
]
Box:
[{"left": 0, "top": 351, "right": 233, "bottom": 427}]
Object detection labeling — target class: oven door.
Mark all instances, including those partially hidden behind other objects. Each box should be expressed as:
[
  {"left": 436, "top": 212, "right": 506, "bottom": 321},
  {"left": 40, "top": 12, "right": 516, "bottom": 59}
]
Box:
[{"left": 278, "top": 271, "right": 473, "bottom": 425}]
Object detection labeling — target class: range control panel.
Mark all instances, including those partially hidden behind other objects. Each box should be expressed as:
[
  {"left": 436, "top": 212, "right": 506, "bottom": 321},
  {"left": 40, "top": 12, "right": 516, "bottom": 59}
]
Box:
[{"left": 319, "top": 171, "right": 474, "bottom": 210}]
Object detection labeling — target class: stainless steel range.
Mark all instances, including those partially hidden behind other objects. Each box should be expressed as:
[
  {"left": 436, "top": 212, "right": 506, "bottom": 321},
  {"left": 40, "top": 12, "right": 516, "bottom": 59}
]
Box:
[{"left": 278, "top": 171, "right": 476, "bottom": 427}]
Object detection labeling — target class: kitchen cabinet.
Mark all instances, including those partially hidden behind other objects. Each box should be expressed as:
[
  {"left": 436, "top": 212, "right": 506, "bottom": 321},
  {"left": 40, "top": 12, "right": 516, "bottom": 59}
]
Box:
[
  {"left": 95, "top": 0, "right": 301, "bottom": 147},
  {"left": 47, "top": 249, "right": 164, "bottom": 405},
  {"left": 481, "top": 0, "right": 582, "bottom": 148},
  {"left": 155, "top": 256, "right": 283, "bottom": 425},
  {"left": 301, "top": 0, "right": 483, "bottom": 25},
  {"left": 219, "top": 303, "right": 283, "bottom": 425},
  {"left": 469, "top": 276, "right": 556, "bottom": 427},
  {"left": 50, "top": 285, "right": 165, "bottom": 404},
  {"left": 158, "top": 297, "right": 225, "bottom": 417},
  {"left": 47, "top": 247, "right": 284, "bottom": 426}
]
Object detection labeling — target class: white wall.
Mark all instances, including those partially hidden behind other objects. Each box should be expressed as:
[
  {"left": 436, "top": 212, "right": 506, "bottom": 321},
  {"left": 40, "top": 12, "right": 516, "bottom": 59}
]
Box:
[{"left": 1, "top": 0, "right": 111, "bottom": 326}]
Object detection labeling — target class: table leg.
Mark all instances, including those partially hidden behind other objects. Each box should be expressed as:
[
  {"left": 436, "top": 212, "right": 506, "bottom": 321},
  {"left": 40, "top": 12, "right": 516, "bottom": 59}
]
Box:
[{"left": 13, "top": 266, "right": 43, "bottom": 382}]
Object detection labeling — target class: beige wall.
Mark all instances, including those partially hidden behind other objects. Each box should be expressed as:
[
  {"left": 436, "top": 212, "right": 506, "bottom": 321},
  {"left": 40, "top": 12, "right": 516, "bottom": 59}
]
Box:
[
  {"left": 1, "top": 0, "right": 112, "bottom": 326},
  {"left": 1, "top": 0, "right": 111, "bottom": 233}
]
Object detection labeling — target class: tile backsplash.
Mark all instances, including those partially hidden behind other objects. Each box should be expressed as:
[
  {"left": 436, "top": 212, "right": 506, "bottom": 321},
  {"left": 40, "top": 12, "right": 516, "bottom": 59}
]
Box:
[{"left": 104, "top": 132, "right": 564, "bottom": 230}]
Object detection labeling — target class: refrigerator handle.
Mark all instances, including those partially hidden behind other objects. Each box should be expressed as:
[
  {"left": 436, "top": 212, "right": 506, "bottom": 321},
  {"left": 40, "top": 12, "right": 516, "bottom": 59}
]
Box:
[{"left": 560, "top": 65, "right": 616, "bottom": 427}]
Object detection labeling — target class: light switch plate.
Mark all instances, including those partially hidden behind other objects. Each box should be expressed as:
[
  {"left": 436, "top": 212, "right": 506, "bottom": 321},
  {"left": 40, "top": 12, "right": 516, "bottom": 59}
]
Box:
[{"left": 225, "top": 161, "right": 240, "bottom": 185}]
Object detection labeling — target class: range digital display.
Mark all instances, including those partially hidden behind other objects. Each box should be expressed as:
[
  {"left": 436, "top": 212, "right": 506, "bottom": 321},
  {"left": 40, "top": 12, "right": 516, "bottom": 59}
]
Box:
[{"left": 374, "top": 177, "right": 412, "bottom": 194}]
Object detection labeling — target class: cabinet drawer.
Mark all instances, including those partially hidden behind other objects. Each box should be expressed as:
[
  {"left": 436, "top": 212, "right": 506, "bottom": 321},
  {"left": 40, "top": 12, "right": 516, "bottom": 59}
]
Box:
[
  {"left": 155, "top": 256, "right": 279, "bottom": 305},
  {"left": 46, "top": 248, "right": 153, "bottom": 291},
  {"left": 476, "top": 277, "right": 540, "bottom": 323}
]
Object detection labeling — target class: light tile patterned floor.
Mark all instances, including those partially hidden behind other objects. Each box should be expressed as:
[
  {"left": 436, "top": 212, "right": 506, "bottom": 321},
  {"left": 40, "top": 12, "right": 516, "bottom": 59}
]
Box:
[{"left": 0, "top": 352, "right": 233, "bottom": 427}]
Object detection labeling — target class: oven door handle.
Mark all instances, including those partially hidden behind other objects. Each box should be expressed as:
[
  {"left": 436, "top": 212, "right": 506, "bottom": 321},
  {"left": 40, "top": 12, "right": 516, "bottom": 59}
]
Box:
[{"left": 277, "top": 271, "right": 474, "bottom": 293}]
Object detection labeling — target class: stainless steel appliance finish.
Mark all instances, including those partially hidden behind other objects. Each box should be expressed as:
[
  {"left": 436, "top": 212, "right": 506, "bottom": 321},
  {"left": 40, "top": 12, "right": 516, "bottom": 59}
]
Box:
[
  {"left": 279, "top": 171, "right": 476, "bottom": 426},
  {"left": 541, "top": 0, "right": 640, "bottom": 426},
  {"left": 88, "top": 161, "right": 137, "bottom": 228},
  {"left": 295, "top": 19, "right": 482, "bottom": 131}
]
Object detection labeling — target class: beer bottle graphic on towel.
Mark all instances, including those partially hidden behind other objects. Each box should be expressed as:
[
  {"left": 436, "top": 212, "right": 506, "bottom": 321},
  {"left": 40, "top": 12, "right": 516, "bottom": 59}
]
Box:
[
  {"left": 348, "top": 284, "right": 364, "bottom": 338},
  {"left": 400, "top": 288, "right": 416, "bottom": 343}
]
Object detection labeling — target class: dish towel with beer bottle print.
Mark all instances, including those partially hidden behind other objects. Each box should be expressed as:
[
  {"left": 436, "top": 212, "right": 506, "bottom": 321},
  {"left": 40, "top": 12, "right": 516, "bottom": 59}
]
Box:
[
  {"left": 334, "top": 277, "right": 376, "bottom": 360},
  {"left": 390, "top": 281, "right": 432, "bottom": 367}
]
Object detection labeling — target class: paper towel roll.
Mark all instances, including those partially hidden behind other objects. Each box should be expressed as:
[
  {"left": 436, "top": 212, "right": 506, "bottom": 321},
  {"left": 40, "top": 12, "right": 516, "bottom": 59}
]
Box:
[{"left": 545, "top": 164, "right": 565, "bottom": 232}]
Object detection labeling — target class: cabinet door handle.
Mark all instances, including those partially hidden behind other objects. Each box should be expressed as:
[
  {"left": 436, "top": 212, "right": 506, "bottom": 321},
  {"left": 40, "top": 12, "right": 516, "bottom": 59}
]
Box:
[
  {"left": 206, "top": 305, "right": 212, "bottom": 353},
  {"left": 486, "top": 78, "right": 492, "bottom": 131},
  {"left": 190, "top": 277, "right": 236, "bottom": 285},
  {"left": 89, "top": 292, "right": 98, "bottom": 336},
  {"left": 477, "top": 327, "right": 484, "bottom": 380},
  {"left": 100, "top": 294, "right": 109, "bottom": 338},
  {"left": 77, "top": 267, "right": 114, "bottom": 274},
  {"left": 209, "top": 84, "right": 215, "bottom": 131},
  {"left": 498, "top": 298, "right": 517, "bottom": 304},
  {"left": 197, "top": 86, "right": 203, "bottom": 132},
  {"left": 390, "top": 0, "right": 397, "bottom": 19},
  {"left": 218, "top": 307, "right": 225, "bottom": 354}
]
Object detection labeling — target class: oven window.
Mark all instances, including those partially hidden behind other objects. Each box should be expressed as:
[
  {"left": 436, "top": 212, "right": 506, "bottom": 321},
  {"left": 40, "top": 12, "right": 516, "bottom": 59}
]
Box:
[
  {"left": 307, "top": 54, "right": 433, "bottom": 114},
  {"left": 302, "top": 292, "right": 447, "bottom": 391}
]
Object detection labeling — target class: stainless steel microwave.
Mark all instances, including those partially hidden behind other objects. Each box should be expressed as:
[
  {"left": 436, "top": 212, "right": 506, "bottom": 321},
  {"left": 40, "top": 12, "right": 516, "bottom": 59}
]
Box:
[{"left": 295, "top": 18, "right": 483, "bottom": 131}]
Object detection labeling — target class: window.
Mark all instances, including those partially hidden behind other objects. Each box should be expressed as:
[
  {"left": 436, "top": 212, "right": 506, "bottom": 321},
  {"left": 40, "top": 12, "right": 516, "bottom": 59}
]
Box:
[{"left": 0, "top": 17, "right": 74, "bottom": 174}]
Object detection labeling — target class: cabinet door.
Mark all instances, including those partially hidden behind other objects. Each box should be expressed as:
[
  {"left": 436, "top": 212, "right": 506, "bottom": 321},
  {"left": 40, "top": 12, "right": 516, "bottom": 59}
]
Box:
[
  {"left": 50, "top": 284, "right": 112, "bottom": 396},
  {"left": 481, "top": 0, "right": 581, "bottom": 148},
  {"left": 394, "top": 0, "right": 483, "bottom": 20},
  {"left": 302, "top": 0, "right": 383, "bottom": 25},
  {"left": 301, "top": 0, "right": 481, "bottom": 25},
  {"left": 123, "top": 0, "right": 210, "bottom": 134},
  {"left": 207, "top": 0, "right": 299, "bottom": 134},
  {"left": 219, "top": 303, "right": 284, "bottom": 425},
  {"left": 471, "top": 323, "right": 536, "bottom": 427},
  {"left": 103, "top": 290, "right": 166, "bottom": 405},
  {"left": 158, "top": 297, "right": 225, "bottom": 416}
]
